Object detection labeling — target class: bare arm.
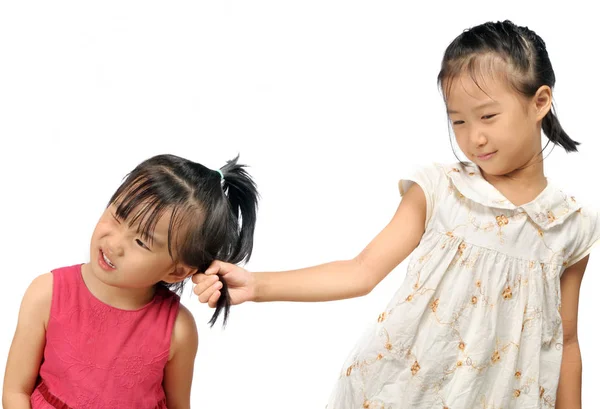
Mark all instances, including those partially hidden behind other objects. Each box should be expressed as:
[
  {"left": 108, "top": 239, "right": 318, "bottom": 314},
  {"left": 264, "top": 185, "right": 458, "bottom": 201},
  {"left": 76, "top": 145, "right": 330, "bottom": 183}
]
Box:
[
  {"left": 163, "top": 304, "right": 198, "bottom": 409},
  {"left": 2, "top": 273, "right": 52, "bottom": 409},
  {"left": 556, "top": 255, "right": 588, "bottom": 409},
  {"left": 252, "top": 183, "right": 427, "bottom": 302}
]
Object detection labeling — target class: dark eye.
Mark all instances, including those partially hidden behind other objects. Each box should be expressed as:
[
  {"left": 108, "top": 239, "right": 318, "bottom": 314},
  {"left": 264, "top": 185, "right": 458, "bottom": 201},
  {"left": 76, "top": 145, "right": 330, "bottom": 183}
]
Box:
[
  {"left": 136, "top": 239, "right": 150, "bottom": 250},
  {"left": 452, "top": 120, "right": 465, "bottom": 125},
  {"left": 482, "top": 114, "right": 497, "bottom": 120}
]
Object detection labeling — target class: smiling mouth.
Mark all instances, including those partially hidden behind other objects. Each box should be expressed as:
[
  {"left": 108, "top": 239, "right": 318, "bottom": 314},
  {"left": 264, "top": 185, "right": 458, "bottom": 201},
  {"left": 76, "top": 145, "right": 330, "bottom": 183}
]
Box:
[
  {"left": 477, "top": 151, "right": 497, "bottom": 160},
  {"left": 100, "top": 249, "right": 116, "bottom": 269}
]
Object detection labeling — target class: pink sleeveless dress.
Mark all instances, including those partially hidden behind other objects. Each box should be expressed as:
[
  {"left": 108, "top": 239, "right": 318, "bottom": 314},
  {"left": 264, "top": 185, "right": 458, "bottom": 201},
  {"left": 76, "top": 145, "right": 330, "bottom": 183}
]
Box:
[{"left": 31, "top": 264, "right": 180, "bottom": 409}]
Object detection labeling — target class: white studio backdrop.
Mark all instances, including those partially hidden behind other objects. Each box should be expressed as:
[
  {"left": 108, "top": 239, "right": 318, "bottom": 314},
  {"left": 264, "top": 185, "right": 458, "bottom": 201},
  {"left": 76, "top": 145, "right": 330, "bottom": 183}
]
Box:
[{"left": 0, "top": 1, "right": 598, "bottom": 408}]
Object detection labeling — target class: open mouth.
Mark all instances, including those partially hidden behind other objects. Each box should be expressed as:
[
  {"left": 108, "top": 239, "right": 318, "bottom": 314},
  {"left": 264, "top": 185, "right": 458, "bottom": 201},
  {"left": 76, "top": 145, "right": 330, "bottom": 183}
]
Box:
[{"left": 99, "top": 249, "right": 116, "bottom": 270}]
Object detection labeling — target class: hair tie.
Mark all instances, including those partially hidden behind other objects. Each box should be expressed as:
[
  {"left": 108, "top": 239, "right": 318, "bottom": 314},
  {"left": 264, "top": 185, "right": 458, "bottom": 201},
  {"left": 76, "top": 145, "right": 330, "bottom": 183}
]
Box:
[{"left": 216, "top": 169, "right": 224, "bottom": 180}]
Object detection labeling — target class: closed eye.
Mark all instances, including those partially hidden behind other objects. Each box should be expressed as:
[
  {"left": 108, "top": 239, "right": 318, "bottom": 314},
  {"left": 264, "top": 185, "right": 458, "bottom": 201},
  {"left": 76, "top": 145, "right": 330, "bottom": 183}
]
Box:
[
  {"left": 482, "top": 114, "right": 497, "bottom": 120},
  {"left": 136, "top": 239, "right": 151, "bottom": 251}
]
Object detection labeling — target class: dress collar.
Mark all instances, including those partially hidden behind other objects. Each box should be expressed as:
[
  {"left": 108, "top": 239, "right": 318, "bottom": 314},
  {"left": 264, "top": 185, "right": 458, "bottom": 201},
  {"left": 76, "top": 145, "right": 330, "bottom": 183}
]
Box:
[{"left": 442, "top": 162, "right": 581, "bottom": 231}]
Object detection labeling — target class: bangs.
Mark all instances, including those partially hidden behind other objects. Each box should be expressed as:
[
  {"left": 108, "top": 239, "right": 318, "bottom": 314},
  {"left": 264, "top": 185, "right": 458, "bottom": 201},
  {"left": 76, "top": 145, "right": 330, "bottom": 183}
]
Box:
[
  {"left": 108, "top": 173, "right": 202, "bottom": 260},
  {"left": 439, "top": 52, "right": 534, "bottom": 105},
  {"left": 440, "top": 53, "right": 505, "bottom": 100}
]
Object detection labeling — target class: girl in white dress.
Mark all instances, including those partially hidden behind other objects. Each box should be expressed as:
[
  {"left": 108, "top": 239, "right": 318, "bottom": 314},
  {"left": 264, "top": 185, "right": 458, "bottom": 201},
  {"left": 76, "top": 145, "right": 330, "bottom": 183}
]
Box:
[{"left": 193, "top": 20, "right": 599, "bottom": 408}]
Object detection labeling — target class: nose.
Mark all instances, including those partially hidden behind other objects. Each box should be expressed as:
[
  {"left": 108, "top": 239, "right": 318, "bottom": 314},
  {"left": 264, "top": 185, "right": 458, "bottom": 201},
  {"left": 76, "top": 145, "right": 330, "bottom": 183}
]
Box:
[
  {"left": 105, "top": 234, "right": 125, "bottom": 257},
  {"left": 469, "top": 125, "right": 487, "bottom": 147}
]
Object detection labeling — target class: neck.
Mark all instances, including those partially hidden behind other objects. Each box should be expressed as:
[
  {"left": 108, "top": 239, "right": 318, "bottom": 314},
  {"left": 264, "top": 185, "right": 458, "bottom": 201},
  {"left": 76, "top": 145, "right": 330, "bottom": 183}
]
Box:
[
  {"left": 81, "top": 263, "right": 156, "bottom": 310},
  {"left": 482, "top": 154, "right": 547, "bottom": 188}
]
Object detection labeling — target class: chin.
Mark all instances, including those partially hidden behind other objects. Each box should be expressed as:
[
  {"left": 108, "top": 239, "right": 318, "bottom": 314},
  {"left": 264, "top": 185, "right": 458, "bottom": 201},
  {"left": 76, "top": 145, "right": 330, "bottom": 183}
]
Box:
[{"left": 475, "top": 161, "right": 513, "bottom": 177}]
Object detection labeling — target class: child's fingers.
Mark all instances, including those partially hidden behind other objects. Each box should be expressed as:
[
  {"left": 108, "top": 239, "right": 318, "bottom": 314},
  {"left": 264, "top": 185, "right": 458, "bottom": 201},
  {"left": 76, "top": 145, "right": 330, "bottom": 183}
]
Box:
[
  {"left": 191, "top": 262, "right": 223, "bottom": 283},
  {"left": 192, "top": 274, "right": 218, "bottom": 293},
  {"left": 206, "top": 260, "right": 241, "bottom": 277},
  {"left": 197, "top": 286, "right": 217, "bottom": 304},
  {"left": 205, "top": 260, "right": 225, "bottom": 276},
  {"left": 193, "top": 275, "right": 220, "bottom": 297},
  {"left": 197, "top": 282, "right": 222, "bottom": 304},
  {"left": 192, "top": 271, "right": 213, "bottom": 284},
  {"left": 208, "top": 290, "right": 221, "bottom": 308},
  {"left": 192, "top": 266, "right": 218, "bottom": 284}
]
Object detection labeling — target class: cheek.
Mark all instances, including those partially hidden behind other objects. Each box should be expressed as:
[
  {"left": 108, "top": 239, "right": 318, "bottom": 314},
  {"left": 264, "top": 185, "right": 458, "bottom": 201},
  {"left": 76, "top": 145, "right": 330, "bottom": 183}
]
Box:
[
  {"left": 453, "top": 132, "right": 470, "bottom": 151},
  {"left": 504, "top": 118, "right": 535, "bottom": 148},
  {"left": 454, "top": 132, "right": 467, "bottom": 144},
  {"left": 90, "top": 222, "right": 105, "bottom": 240},
  {"left": 508, "top": 110, "right": 536, "bottom": 133},
  {"left": 136, "top": 251, "right": 170, "bottom": 270},
  {"left": 93, "top": 220, "right": 112, "bottom": 237},
  {"left": 137, "top": 257, "right": 175, "bottom": 283}
]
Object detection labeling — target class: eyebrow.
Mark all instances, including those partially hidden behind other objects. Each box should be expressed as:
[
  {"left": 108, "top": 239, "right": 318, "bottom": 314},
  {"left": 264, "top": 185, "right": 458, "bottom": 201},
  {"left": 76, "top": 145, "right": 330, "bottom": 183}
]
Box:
[
  {"left": 145, "top": 231, "right": 165, "bottom": 248},
  {"left": 447, "top": 101, "right": 500, "bottom": 115}
]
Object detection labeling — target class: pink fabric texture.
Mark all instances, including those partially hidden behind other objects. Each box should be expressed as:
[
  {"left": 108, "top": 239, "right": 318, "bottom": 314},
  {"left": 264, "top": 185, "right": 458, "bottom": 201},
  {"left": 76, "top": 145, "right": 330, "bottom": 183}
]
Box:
[{"left": 31, "top": 264, "right": 180, "bottom": 409}]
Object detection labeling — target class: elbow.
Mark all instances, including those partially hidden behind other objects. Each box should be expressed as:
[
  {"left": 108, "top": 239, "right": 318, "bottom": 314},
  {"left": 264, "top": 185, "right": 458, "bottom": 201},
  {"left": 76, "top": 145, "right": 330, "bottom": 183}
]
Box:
[
  {"left": 351, "top": 258, "right": 376, "bottom": 297},
  {"left": 563, "top": 332, "right": 579, "bottom": 347},
  {"left": 561, "top": 329, "right": 582, "bottom": 365},
  {"left": 362, "top": 275, "right": 376, "bottom": 296},
  {"left": 2, "top": 390, "right": 32, "bottom": 408},
  {"left": 356, "top": 281, "right": 373, "bottom": 298},
  {"left": 562, "top": 321, "right": 579, "bottom": 347}
]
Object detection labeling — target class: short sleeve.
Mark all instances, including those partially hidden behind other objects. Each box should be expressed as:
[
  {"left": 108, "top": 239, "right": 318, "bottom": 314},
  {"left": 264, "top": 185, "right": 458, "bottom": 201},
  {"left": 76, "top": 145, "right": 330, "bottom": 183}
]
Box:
[
  {"left": 398, "top": 163, "right": 444, "bottom": 229},
  {"left": 565, "top": 206, "right": 600, "bottom": 268}
]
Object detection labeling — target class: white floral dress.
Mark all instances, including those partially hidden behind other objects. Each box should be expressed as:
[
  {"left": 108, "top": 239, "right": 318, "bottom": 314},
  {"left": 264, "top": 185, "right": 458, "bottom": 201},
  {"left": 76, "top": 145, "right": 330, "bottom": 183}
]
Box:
[{"left": 327, "top": 162, "right": 600, "bottom": 409}]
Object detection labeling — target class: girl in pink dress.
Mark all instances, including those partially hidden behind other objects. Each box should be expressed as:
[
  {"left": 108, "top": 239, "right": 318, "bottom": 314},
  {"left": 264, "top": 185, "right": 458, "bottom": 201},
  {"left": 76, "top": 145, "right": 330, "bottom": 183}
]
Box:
[{"left": 3, "top": 154, "right": 258, "bottom": 409}]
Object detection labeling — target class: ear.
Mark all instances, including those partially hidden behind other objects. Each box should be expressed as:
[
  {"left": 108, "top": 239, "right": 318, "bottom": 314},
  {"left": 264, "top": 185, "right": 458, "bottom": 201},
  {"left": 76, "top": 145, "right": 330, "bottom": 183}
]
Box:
[
  {"left": 162, "top": 264, "right": 197, "bottom": 284},
  {"left": 532, "top": 85, "right": 552, "bottom": 121}
]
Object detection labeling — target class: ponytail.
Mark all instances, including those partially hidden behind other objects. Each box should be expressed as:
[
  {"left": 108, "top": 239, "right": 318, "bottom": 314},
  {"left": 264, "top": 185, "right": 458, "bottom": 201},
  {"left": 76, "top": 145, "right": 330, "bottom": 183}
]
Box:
[
  {"left": 207, "top": 155, "right": 259, "bottom": 327},
  {"left": 107, "top": 153, "right": 259, "bottom": 328},
  {"left": 542, "top": 107, "right": 580, "bottom": 153},
  {"left": 219, "top": 155, "right": 259, "bottom": 264}
]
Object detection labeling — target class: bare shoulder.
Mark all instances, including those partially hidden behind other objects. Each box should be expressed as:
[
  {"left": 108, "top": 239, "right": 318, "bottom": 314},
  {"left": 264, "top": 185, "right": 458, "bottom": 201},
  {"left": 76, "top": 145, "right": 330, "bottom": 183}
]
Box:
[
  {"left": 401, "top": 182, "right": 427, "bottom": 210},
  {"left": 29, "top": 272, "right": 53, "bottom": 290},
  {"left": 26, "top": 272, "right": 53, "bottom": 302},
  {"left": 169, "top": 303, "right": 198, "bottom": 360},
  {"left": 174, "top": 304, "right": 198, "bottom": 335},
  {"left": 21, "top": 272, "right": 53, "bottom": 327}
]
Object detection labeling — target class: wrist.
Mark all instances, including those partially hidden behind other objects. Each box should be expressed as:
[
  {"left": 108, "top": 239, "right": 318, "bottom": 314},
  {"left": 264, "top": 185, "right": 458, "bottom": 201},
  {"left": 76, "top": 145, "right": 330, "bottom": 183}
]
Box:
[{"left": 249, "top": 272, "right": 262, "bottom": 302}]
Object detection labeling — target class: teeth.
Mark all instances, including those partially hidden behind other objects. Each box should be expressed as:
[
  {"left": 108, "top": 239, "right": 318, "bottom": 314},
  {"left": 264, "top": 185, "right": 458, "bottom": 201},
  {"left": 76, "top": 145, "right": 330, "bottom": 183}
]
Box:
[{"left": 103, "top": 252, "right": 116, "bottom": 268}]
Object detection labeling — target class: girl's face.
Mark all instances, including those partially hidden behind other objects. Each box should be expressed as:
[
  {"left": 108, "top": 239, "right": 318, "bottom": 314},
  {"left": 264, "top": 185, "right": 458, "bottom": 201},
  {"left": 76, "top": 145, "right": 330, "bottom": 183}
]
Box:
[
  {"left": 88, "top": 205, "right": 193, "bottom": 290},
  {"left": 444, "top": 72, "right": 551, "bottom": 176}
]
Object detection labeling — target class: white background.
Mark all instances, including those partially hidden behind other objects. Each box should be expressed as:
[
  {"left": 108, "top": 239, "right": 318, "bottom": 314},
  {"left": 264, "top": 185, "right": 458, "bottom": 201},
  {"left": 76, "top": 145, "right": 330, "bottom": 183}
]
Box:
[{"left": 1, "top": 1, "right": 598, "bottom": 408}]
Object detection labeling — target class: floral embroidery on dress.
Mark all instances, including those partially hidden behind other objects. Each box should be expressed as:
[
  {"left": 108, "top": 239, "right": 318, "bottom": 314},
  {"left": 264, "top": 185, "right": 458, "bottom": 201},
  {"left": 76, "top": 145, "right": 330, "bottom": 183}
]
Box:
[
  {"left": 32, "top": 266, "right": 177, "bottom": 409},
  {"left": 327, "top": 162, "right": 600, "bottom": 409}
]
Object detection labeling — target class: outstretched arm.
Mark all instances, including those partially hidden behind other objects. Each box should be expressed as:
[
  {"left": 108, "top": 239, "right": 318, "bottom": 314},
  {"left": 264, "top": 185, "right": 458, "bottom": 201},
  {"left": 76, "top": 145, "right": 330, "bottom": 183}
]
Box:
[{"left": 193, "top": 183, "right": 427, "bottom": 305}]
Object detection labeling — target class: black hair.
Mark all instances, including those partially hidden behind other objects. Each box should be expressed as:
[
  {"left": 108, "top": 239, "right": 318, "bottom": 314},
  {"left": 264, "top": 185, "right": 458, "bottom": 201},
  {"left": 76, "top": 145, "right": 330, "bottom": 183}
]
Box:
[
  {"left": 438, "top": 20, "right": 579, "bottom": 153},
  {"left": 108, "top": 154, "right": 259, "bottom": 327}
]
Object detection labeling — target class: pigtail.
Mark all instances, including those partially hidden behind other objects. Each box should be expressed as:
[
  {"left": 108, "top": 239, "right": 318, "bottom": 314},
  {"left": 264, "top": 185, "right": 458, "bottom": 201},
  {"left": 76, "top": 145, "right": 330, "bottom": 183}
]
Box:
[
  {"left": 108, "top": 153, "right": 259, "bottom": 328},
  {"left": 439, "top": 20, "right": 582, "bottom": 157},
  {"left": 205, "top": 155, "right": 259, "bottom": 327},
  {"left": 219, "top": 155, "right": 259, "bottom": 264},
  {"left": 208, "top": 277, "right": 232, "bottom": 327},
  {"left": 542, "top": 107, "right": 580, "bottom": 153}
]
